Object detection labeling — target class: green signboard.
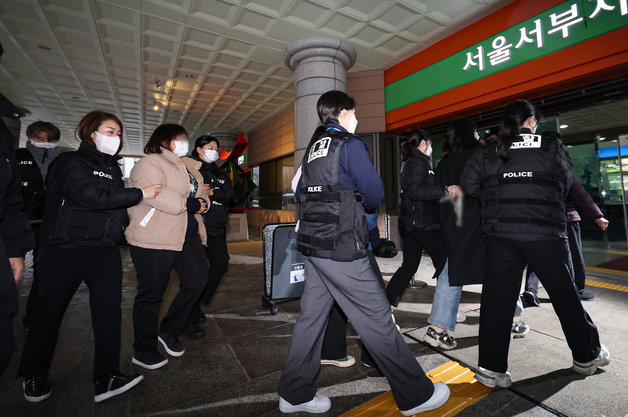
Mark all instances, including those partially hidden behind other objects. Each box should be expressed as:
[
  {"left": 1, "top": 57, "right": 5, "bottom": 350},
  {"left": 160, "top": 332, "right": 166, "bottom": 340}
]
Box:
[{"left": 385, "top": 0, "right": 628, "bottom": 112}]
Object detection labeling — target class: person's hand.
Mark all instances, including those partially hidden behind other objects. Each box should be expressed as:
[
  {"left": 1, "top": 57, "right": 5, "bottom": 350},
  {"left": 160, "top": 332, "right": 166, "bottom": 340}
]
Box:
[
  {"left": 197, "top": 198, "right": 209, "bottom": 214},
  {"left": 447, "top": 185, "right": 460, "bottom": 198},
  {"left": 595, "top": 217, "right": 609, "bottom": 231},
  {"left": 202, "top": 184, "right": 214, "bottom": 196},
  {"left": 142, "top": 184, "right": 162, "bottom": 199},
  {"left": 9, "top": 257, "right": 25, "bottom": 283}
]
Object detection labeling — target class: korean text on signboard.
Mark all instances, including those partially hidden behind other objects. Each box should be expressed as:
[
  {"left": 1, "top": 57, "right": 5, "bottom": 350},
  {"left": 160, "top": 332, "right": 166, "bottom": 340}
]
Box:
[{"left": 385, "top": 0, "right": 628, "bottom": 113}]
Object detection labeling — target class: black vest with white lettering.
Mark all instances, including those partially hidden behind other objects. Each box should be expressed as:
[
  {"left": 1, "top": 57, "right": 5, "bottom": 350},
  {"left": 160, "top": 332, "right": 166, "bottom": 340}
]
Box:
[
  {"left": 296, "top": 131, "right": 369, "bottom": 261},
  {"left": 15, "top": 148, "right": 46, "bottom": 222},
  {"left": 480, "top": 133, "right": 568, "bottom": 238}
]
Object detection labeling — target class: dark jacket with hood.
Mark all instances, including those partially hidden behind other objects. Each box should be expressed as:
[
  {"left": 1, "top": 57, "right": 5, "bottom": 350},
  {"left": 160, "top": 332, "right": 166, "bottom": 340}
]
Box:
[{"left": 398, "top": 147, "right": 445, "bottom": 233}]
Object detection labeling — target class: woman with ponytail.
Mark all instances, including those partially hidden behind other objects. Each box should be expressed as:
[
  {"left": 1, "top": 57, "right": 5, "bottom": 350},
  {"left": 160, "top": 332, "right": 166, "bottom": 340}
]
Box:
[
  {"left": 460, "top": 100, "right": 608, "bottom": 388},
  {"left": 385, "top": 130, "right": 449, "bottom": 308}
]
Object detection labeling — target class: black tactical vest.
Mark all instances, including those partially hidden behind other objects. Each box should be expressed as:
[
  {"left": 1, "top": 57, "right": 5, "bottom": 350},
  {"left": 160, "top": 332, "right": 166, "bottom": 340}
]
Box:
[
  {"left": 296, "top": 131, "right": 369, "bottom": 261},
  {"left": 15, "top": 148, "right": 46, "bottom": 222},
  {"left": 480, "top": 133, "right": 568, "bottom": 238}
]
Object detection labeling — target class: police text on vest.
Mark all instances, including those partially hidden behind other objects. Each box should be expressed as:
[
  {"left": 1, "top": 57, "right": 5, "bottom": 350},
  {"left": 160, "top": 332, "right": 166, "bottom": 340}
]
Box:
[
  {"left": 93, "top": 170, "right": 113, "bottom": 180},
  {"left": 503, "top": 171, "right": 533, "bottom": 178}
]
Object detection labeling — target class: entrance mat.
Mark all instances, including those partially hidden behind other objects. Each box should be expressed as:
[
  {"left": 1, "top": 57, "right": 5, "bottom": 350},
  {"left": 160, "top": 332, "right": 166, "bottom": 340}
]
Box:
[
  {"left": 339, "top": 361, "right": 492, "bottom": 417},
  {"left": 595, "top": 255, "right": 628, "bottom": 272}
]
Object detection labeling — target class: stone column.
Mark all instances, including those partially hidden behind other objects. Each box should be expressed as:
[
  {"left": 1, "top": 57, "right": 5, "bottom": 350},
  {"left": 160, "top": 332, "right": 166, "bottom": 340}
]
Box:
[{"left": 284, "top": 38, "right": 357, "bottom": 167}]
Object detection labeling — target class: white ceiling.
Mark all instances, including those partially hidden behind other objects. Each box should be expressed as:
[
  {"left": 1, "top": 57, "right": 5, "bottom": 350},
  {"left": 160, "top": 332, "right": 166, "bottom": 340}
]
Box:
[{"left": 0, "top": 0, "right": 510, "bottom": 155}]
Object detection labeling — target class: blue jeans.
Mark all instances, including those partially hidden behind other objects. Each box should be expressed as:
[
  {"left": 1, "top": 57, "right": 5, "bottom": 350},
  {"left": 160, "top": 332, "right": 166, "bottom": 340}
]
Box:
[
  {"left": 427, "top": 261, "right": 462, "bottom": 331},
  {"left": 514, "top": 294, "right": 524, "bottom": 317},
  {"left": 428, "top": 260, "right": 524, "bottom": 331}
]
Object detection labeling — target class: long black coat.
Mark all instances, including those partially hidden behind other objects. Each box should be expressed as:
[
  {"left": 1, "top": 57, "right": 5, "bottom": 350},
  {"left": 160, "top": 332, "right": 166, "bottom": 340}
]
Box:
[{"left": 435, "top": 149, "right": 485, "bottom": 286}]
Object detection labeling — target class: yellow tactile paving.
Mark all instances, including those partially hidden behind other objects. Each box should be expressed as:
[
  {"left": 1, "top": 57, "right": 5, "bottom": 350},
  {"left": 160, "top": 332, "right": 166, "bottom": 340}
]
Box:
[
  {"left": 605, "top": 250, "right": 628, "bottom": 256},
  {"left": 584, "top": 278, "right": 628, "bottom": 293},
  {"left": 586, "top": 266, "right": 628, "bottom": 278},
  {"left": 340, "top": 361, "right": 492, "bottom": 417}
]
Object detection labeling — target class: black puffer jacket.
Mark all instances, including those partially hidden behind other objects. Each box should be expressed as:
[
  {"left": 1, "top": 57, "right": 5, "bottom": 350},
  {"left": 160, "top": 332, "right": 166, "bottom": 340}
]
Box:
[
  {"left": 196, "top": 159, "right": 235, "bottom": 236},
  {"left": 398, "top": 148, "right": 445, "bottom": 233},
  {"left": 39, "top": 142, "right": 143, "bottom": 248}
]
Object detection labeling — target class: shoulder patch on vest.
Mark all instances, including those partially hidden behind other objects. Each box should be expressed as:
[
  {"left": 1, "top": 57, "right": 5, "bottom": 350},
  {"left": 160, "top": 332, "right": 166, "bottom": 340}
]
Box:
[
  {"left": 307, "top": 136, "right": 332, "bottom": 163},
  {"left": 511, "top": 134, "right": 541, "bottom": 149}
]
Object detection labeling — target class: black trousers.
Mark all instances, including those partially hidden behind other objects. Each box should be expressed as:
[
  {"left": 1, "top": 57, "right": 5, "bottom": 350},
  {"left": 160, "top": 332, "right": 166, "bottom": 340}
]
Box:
[
  {"left": 321, "top": 303, "right": 347, "bottom": 360},
  {"left": 188, "top": 232, "right": 230, "bottom": 324},
  {"left": 23, "top": 224, "right": 41, "bottom": 327},
  {"left": 0, "top": 241, "right": 18, "bottom": 378},
  {"left": 526, "top": 222, "right": 587, "bottom": 295},
  {"left": 386, "top": 229, "right": 440, "bottom": 307},
  {"left": 479, "top": 236, "right": 601, "bottom": 373},
  {"left": 130, "top": 234, "right": 207, "bottom": 353},
  {"left": 18, "top": 246, "right": 123, "bottom": 381},
  {"left": 202, "top": 232, "right": 229, "bottom": 304}
]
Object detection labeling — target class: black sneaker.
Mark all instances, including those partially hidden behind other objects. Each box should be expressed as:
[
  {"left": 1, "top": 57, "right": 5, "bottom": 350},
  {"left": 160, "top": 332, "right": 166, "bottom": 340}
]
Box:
[
  {"left": 158, "top": 331, "right": 185, "bottom": 357},
  {"left": 424, "top": 327, "right": 457, "bottom": 349},
  {"left": 94, "top": 371, "right": 144, "bottom": 403},
  {"left": 132, "top": 350, "right": 168, "bottom": 370},
  {"left": 183, "top": 322, "right": 205, "bottom": 340},
  {"left": 511, "top": 321, "right": 529, "bottom": 339},
  {"left": 580, "top": 291, "right": 595, "bottom": 301},
  {"left": 522, "top": 290, "right": 540, "bottom": 307},
  {"left": 23, "top": 376, "right": 51, "bottom": 402}
]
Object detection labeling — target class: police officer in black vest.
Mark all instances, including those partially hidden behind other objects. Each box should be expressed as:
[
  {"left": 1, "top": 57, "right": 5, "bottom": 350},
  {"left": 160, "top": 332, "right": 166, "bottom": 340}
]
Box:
[
  {"left": 277, "top": 90, "right": 449, "bottom": 415},
  {"left": 0, "top": 41, "right": 35, "bottom": 378},
  {"left": 461, "top": 99, "right": 609, "bottom": 389},
  {"left": 16, "top": 121, "right": 61, "bottom": 328},
  {"left": 18, "top": 110, "right": 161, "bottom": 403}
]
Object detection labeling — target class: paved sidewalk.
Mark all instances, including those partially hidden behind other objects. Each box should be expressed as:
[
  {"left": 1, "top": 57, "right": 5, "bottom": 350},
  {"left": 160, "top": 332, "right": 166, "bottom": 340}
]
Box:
[{"left": 1, "top": 240, "right": 626, "bottom": 417}]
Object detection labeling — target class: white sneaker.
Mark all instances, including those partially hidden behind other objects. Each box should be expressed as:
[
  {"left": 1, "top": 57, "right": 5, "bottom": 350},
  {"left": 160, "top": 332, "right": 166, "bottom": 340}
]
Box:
[
  {"left": 320, "top": 355, "right": 355, "bottom": 368},
  {"left": 456, "top": 311, "right": 467, "bottom": 323},
  {"left": 279, "top": 393, "right": 331, "bottom": 414},
  {"left": 572, "top": 344, "right": 610, "bottom": 375},
  {"left": 400, "top": 382, "right": 450, "bottom": 416},
  {"left": 474, "top": 367, "right": 512, "bottom": 388}
]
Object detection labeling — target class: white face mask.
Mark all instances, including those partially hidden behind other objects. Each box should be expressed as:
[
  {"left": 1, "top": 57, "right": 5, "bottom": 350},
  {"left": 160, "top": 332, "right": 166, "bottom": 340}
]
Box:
[
  {"left": 93, "top": 131, "right": 120, "bottom": 155},
  {"left": 348, "top": 114, "right": 358, "bottom": 134},
  {"left": 173, "top": 140, "right": 189, "bottom": 157},
  {"left": 29, "top": 139, "right": 57, "bottom": 149},
  {"left": 203, "top": 149, "right": 219, "bottom": 163},
  {"left": 426, "top": 145, "right": 433, "bottom": 157}
]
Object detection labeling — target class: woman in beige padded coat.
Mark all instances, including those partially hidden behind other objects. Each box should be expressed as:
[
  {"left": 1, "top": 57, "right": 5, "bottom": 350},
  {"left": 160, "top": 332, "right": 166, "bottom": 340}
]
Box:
[{"left": 125, "top": 124, "right": 210, "bottom": 370}]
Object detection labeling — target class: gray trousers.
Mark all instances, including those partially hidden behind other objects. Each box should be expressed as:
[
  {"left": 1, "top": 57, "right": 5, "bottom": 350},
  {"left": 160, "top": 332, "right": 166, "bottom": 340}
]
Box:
[{"left": 277, "top": 256, "right": 434, "bottom": 411}]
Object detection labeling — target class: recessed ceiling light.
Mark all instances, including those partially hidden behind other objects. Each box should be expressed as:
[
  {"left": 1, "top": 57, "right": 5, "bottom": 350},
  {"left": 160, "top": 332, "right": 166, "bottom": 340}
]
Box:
[
  {"left": 153, "top": 103, "right": 159, "bottom": 111},
  {"left": 598, "top": 137, "right": 606, "bottom": 141},
  {"left": 559, "top": 124, "right": 568, "bottom": 129}
]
